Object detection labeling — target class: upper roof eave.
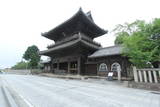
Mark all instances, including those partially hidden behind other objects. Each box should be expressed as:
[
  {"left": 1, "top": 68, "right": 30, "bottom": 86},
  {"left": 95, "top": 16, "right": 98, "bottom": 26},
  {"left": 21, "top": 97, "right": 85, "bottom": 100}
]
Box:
[{"left": 41, "top": 8, "right": 107, "bottom": 41}]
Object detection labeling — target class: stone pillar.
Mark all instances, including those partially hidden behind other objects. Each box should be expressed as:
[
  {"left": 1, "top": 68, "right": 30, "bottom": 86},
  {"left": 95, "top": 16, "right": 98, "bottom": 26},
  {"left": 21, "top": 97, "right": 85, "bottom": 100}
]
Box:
[
  {"left": 133, "top": 66, "right": 138, "bottom": 82},
  {"left": 148, "top": 71, "right": 153, "bottom": 83},
  {"left": 138, "top": 70, "right": 143, "bottom": 82},
  {"left": 153, "top": 71, "right": 158, "bottom": 83},
  {"left": 48, "top": 66, "right": 50, "bottom": 72},
  {"left": 45, "top": 66, "right": 47, "bottom": 72},
  {"left": 77, "top": 57, "right": 81, "bottom": 75},
  {"left": 68, "top": 62, "right": 70, "bottom": 74},
  {"left": 117, "top": 67, "right": 121, "bottom": 81},
  {"left": 143, "top": 70, "right": 148, "bottom": 83}
]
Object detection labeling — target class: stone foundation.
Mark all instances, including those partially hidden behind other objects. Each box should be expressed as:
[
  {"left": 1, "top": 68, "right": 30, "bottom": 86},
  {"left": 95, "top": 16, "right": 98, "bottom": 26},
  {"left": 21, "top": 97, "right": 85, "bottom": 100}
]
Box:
[{"left": 128, "top": 81, "right": 160, "bottom": 91}]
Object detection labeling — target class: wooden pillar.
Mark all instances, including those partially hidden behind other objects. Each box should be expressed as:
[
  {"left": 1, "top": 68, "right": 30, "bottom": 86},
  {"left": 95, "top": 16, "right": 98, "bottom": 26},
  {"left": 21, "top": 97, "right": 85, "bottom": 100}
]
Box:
[
  {"left": 148, "top": 71, "right": 153, "bottom": 83},
  {"left": 153, "top": 71, "right": 158, "bottom": 83},
  {"left": 77, "top": 57, "right": 81, "bottom": 75},
  {"left": 138, "top": 70, "right": 143, "bottom": 82},
  {"left": 57, "top": 62, "right": 59, "bottom": 70},
  {"left": 124, "top": 58, "right": 128, "bottom": 77},
  {"left": 133, "top": 66, "right": 138, "bottom": 82},
  {"left": 158, "top": 63, "right": 160, "bottom": 78},
  {"left": 68, "top": 62, "right": 70, "bottom": 74},
  {"left": 97, "top": 64, "right": 99, "bottom": 75},
  {"left": 143, "top": 70, "right": 148, "bottom": 83},
  {"left": 121, "top": 58, "right": 125, "bottom": 77},
  {"left": 51, "top": 61, "right": 53, "bottom": 72}
]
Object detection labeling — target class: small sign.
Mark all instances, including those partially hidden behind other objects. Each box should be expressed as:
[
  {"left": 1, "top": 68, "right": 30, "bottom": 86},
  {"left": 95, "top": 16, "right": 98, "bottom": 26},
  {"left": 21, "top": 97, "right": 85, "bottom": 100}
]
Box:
[{"left": 108, "top": 72, "right": 113, "bottom": 76}]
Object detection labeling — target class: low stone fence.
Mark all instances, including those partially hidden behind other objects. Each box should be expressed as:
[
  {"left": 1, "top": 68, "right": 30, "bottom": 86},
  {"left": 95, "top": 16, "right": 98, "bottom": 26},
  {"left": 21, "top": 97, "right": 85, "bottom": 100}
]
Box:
[
  {"left": 5, "top": 69, "right": 43, "bottom": 75},
  {"left": 54, "top": 69, "right": 67, "bottom": 75},
  {"left": 133, "top": 67, "right": 160, "bottom": 83},
  {"left": 30, "top": 69, "right": 43, "bottom": 75},
  {"left": 5, "top": 69, "right": 31, "bottom": 75},
  {"left": 128, "top": 81, "right": 160, "bottom": 91}
]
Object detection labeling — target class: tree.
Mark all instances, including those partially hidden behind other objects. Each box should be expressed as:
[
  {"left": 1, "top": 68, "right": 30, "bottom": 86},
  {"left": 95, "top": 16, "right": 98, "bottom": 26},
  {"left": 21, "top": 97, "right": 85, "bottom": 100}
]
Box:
[
  {"left": 113, "top": 20, "right": 143, "bottom": 45},
  {"left": 114, "top": 32, "right": 129, "bottom": 45},
  {"left": 113, "top": 19, "right": 160, "bottom": 68},
  {"left": 23, "top": 45, "right": 40, "bottom": 69},
  {"left": 12, "top": 61, "right": 29, "bottom": 69}
]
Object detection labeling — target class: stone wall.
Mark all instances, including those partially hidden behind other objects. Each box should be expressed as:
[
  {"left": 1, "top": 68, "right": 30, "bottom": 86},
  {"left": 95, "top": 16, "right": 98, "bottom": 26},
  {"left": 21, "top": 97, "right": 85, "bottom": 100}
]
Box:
[{"left": 128, "top": 81, "right": 160, "bottom": 91}]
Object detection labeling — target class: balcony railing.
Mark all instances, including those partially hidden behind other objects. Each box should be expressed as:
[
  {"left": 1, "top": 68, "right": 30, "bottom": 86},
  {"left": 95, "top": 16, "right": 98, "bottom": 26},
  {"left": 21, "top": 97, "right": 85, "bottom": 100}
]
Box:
[{"left": 47, "top": 32, "right": 101, "bottom": 49}]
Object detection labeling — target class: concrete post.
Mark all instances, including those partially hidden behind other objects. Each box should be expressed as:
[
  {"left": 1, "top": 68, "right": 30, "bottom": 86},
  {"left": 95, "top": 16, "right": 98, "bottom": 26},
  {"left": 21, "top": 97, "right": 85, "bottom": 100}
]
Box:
[
  {"left": 153, "top": 71, "right": 158, "bottom": 83},
  {"left": 159, "top": 71, "right": 160, "bottom": 78},
  {"left": 138, "top": 70, "right": 143, "bottom": 82},
  {"left": 143, "top": 70, "right": 148, "bottom": 83},
  {"left": 117, "top": 68, "right": 121, "bottom": 81},
  {"left": 148, "top": 71, "right": 153, "bottom": 83},
  {"left": 133, "top": 66, "right": 138, "bottom": 82}
]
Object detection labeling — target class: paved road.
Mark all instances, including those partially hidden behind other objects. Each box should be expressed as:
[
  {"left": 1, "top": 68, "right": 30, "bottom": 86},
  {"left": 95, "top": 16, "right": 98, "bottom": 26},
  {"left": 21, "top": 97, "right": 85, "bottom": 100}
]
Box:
[
  {"left": 0, "top": 74, "right": 160, "bottom": 107},
  {"left": 0, "top": 80, "right": 9, "bottom": 107}
]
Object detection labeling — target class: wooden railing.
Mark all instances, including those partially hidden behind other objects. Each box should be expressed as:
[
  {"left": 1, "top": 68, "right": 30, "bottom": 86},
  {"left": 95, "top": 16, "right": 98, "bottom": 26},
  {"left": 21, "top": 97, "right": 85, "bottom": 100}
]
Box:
[
  {"left": 47, "top": 33, "right": 101, "bottom": 49},
  {"left": 133, "top": 66, "right": 160, "bottom": 83}
]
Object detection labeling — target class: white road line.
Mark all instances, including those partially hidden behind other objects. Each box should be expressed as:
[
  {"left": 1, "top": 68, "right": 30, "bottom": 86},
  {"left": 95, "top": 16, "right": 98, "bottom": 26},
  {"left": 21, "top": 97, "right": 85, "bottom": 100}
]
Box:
[{"left": 18, "top": 94, "right": 34, "bottom": 107}]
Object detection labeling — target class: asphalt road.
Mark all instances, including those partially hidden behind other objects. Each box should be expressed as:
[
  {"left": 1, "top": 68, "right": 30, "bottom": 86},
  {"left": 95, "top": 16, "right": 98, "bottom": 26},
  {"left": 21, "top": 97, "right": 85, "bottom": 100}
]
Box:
[
  {"left": 0, "top": 82, "right": 9, "bottom": 107},
  {"left": 0, "top": 74, "right": 160, "bottom": 107}
]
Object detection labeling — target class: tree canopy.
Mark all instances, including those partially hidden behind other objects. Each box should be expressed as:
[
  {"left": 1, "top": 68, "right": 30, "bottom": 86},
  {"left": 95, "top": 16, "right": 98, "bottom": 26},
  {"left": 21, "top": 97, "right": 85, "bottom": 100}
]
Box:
[
  {"left": 23, "top": 45, "right": 40, "bottom": 68},
  {"left": 12, "top": 61, "right": 29, "bottom": 69},
  {"left": 113, "top": 19, "right": 160, "bottom": 68}
]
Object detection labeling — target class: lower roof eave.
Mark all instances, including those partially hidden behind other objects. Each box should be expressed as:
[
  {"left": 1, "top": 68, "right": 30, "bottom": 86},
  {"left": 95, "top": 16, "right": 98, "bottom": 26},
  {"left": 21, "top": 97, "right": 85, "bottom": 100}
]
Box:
[
  {"left": 85, "top": 62, "right": 98, "bottom": 64},
  {"left": 88, "top": 54, "right": 122, "bottom": 59},
  {"left": 39, "top": 39, "right": 100, "bottom": 56}
]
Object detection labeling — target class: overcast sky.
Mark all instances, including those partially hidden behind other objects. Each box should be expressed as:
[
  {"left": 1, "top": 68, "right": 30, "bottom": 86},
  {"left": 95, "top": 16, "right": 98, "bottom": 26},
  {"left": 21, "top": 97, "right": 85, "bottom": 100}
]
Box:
[{"left": 0, "top": 0, "right": 160, "bottom": 69}]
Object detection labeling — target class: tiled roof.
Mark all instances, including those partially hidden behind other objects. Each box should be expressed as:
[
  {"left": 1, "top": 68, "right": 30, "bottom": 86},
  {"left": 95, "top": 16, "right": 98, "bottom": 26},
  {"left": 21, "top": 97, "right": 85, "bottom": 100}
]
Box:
[
  {"left": 39, "top": 35, "right": 101, "bottom": 56},
  {"left": 41, "top": 8, "right": 107, "bottom": 41},
  {"left": 89, "top": 45, "right": 122, "bottom": 58}
]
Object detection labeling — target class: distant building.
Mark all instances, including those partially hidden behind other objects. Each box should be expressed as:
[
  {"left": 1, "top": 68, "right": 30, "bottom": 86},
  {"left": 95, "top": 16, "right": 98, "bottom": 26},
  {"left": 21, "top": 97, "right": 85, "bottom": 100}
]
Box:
[{"left": 39, "top": 8, "right": 132, "bottom": 78}]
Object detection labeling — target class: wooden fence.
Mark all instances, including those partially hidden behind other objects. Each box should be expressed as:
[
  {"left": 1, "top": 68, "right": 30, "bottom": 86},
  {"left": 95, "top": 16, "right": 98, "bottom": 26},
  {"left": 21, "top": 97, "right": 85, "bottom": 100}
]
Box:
[{"left": 133, "top": 66, "right": 160, "bottom": 83}]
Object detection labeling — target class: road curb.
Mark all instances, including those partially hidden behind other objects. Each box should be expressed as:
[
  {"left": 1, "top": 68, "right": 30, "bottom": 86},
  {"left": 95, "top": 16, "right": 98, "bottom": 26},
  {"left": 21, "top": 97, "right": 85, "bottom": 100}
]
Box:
[
  {"left": 1, "top": 86, "right": 18, "bottom": 107},
  {"left": 2, "top": 78, "right": 33, "bottom": 107}
]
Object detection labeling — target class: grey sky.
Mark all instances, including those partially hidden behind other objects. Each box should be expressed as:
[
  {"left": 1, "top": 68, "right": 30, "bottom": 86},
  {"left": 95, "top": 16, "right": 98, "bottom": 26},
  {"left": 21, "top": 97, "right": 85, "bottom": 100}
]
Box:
[{"left": 0, "top": 0, "right": 160, "bottom": 69}]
